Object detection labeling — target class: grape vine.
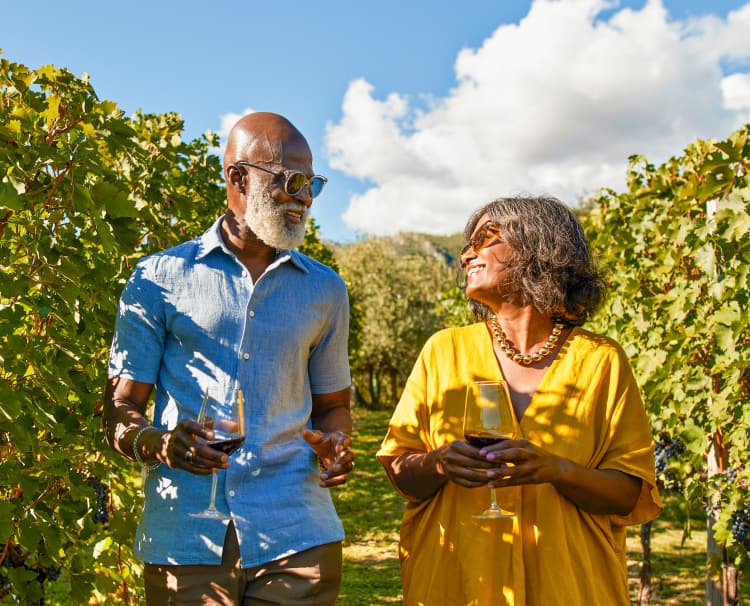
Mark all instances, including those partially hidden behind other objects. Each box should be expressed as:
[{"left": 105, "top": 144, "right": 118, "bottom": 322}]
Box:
[
  {"left": 0, "top": 56, "right": 226, "bottom": 604},
  {"left": 731, "top": 505, "right": 750, "bottom": 556},
  {"left": 583, "top": 123, "right": 750, "bottom": 590},
  {"left": 653, "top": 433, "right": 686, "bottom": 492}
]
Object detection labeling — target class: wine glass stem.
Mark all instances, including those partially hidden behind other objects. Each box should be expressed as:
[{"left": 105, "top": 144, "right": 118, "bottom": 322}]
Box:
[
  {"left": 489, "top": 487, "right": 499, "bottom": 511},
  {"left": 207, "top": 470, "right": 219, "bottom": 512}
]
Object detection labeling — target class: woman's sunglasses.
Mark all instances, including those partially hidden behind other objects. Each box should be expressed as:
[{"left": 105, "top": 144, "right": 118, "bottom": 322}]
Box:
[
  {"left": 234, "top": 161, "right": 328, "bottom": 198},
  {"left": 460, "top": 220, "right": 503, "bottom": 261}
]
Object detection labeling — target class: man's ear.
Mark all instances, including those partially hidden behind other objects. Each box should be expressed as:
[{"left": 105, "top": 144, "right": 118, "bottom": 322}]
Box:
[{"left": 226, "top": 164, "right": 246, "bottom": 193}]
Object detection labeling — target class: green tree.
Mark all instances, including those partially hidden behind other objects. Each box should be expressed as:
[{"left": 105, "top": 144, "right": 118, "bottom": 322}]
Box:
[
  {"left": 300, "top": 217, "right": 339, "bottom": 272},
  {"left": 337, "top": 234, "right": 457, "bottom": 408},
  {"left": 582, "top": 125, "right": 750, "bottom": 603},
  {"left": 300, "top": 218, "right": 364, "bottom": 371},
  {"left": 438, "top": 285, "right": 475, "bottom": 328}
]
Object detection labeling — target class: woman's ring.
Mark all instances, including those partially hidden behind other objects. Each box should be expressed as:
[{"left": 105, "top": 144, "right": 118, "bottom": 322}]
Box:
[{"left": 185, "top": 450, "right": 193, "bottom": 463}]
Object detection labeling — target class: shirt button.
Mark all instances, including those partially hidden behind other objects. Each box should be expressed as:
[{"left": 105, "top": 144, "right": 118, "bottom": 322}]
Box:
[
  {"left": 229, "top": 490, "right": 236, "bottom": 498},
  {"left": 248, "top": 310, "right": 255, "bottom": 317},
  {"left": 242, "top": 352, "right": 250, "bottom": 360}
]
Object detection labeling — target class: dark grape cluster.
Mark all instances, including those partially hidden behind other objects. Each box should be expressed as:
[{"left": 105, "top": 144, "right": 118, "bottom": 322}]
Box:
[
  {"left": 730, "top": 505, "right": 750, "bottom": 555},
  {"left": 42, "top": 566, "right": 61, "bottom": 582},
  {"left": 0, "top": 572, "right": 11, "bottom": 601},
  {"left": 0, "top": 543, "right": 60, "bottom": 600},
  {"left": 654, "top": 434, "right": 686, "bottom": 473},
  {"left": 87, "top": 477, "right": 110, "bottom": 526},
  {"left": 654, "top": 433, "right": 686, "bottom": 491}
]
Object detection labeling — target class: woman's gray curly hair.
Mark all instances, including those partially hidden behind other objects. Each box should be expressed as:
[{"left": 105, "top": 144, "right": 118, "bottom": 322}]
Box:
[{"left": 463, "top": 195, "right": 605, "bottom": 326}]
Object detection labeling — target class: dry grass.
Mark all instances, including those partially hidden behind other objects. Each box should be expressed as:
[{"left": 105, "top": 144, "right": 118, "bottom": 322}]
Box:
[{"left": 627, "top": 513, "right": 708, "bottom": 605}]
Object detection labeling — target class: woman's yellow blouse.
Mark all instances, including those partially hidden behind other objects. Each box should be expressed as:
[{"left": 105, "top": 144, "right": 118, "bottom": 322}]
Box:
[{"left": 377, "top": 323, "right": 663, "bottom": 606}]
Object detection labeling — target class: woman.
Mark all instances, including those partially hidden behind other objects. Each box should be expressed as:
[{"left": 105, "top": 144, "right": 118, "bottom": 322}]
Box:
[{"left": 377, "top": 196, "right": 662, "bottom": 605}]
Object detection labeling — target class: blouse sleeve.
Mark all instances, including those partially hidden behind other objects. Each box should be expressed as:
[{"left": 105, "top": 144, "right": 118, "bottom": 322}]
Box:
[
  {"left": 597, "top": 345, "right": 663, "bottom": 525},
  {"left": 377, "top": 340, "right": 433, "bottom": 458}
]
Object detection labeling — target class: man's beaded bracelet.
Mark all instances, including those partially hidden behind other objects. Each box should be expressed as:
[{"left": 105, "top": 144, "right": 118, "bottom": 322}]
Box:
[{"left": 132, "top": 427, "right": 161, "bottom": 471}]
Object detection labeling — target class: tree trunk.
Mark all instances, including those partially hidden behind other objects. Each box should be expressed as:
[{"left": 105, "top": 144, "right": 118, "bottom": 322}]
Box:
[
  {"left": 706, "top": 513, "right": 723, "bottom": 605},
  {"left": 705, "top": 430, "right": 740, "bottom": 605},
  {"left": 368, "top": 367, "right": 379, "bottom": 408},
  {"left": 637, "top": 522, "right": 652, "bottom": 605},
  {"left": 390, "top": 367, "right": 399, "bottom": 405},
  {"left": 722, "top": 553, "right": 737, "bottom": 606}
]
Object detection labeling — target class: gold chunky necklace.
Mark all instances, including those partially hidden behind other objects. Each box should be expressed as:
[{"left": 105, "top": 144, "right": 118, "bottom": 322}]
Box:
[{"left": 490, "top": 317, "right": 564, "bottom": 365}]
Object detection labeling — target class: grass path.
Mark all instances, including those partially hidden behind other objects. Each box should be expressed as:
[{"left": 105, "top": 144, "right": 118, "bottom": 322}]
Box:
[
  {"left": 337, "top": 407, "right": 711, "bottom": 605},
  {"left": 626, "top": 508, "right": 708, "bottom": 605},
  {"left": 334, "top": 408, "right": 404, "bottom": 605}
]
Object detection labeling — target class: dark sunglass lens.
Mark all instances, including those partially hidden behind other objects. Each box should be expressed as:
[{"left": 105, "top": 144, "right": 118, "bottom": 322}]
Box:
[
  {"left": 474, "top": 231, "right": 487, "bottom": 250},
  {"left": 285, "top": 172, "right": 307, "bottom": 195},
  {"left": 309, "top": 177, "right": 326, "bottom": 198}
]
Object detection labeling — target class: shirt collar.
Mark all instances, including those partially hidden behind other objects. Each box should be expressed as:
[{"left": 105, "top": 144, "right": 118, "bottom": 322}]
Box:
[
  {"left": 195, "top": 216, "right": 226, "bottom": 259},
  {"left": 195, "top": 215, "right": 309, "bottom": 274}
]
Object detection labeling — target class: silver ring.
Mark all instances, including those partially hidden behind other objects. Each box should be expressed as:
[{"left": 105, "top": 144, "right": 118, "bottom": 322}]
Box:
[{"left": 185, "top": 450, "right": 193, "bottom": 463}]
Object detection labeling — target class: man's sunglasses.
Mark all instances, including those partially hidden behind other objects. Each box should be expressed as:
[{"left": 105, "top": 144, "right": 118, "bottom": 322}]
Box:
[
  {"left": 460, "top": 220, "right": 503, "bottom": 263},
  {"left": 234, "top": 161, "right": 328, "bottom": 198}
]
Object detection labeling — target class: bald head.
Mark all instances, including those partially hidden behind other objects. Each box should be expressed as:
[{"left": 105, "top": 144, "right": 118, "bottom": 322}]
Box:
[{"left": 224, "top": 112, "right": 312, "bottom": 172}]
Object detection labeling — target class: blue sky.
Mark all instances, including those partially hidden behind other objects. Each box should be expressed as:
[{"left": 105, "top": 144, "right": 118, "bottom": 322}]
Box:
[{"left": 2, "top": 0, "right": 749, "bottom": 242}]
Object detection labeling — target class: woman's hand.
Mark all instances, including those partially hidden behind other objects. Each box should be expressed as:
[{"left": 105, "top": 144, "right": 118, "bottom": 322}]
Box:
[
  {"left": 378, "top": 440, "right": 526, "bottom": 504},
  {"left": 438, "top": 440, "right": 508, "bottom": 488},
  {"left": 481, "top": 438, "right": 558, "bottom": 487},
  {"left": 481, "top": 439, "right": 642, "bottom": 515}
]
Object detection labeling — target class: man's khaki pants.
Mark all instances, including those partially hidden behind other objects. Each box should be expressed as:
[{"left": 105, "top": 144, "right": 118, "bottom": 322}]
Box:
[{"left": 144, "top": 523, "right": 342, "bottom": 605}]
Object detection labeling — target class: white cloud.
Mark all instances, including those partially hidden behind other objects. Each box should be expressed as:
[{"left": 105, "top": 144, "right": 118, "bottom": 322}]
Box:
[
  {"left": 326, "top": 0, "right": 750, "bottom": 236},
  {"left": 722, "top": 73, "right": 750, "bottom": 122},
  {"left": 218, "top": 109, "right": 256, "bottom": 138}
]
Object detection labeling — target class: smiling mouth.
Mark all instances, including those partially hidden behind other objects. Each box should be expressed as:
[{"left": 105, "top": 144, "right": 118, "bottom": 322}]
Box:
[
  {"left": 284, "top": 208, "right": 306, "bottom": 224},
  {"left": 467, "top": 265, "right": 484, "bottom": 278}
]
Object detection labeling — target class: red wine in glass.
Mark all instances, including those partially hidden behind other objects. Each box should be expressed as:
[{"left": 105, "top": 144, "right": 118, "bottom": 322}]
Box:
[
  {"left": 463, "top": 380, "right": 518, "bottom": 518},
  {"left": 463, "top": 431, "right": 510, "bottom": 449},
  {"left": 208, "top": 435, "right": 245, "bottom": 455},
  {"left": 189, "top": 386, "right": 245, "bottom": 519}
]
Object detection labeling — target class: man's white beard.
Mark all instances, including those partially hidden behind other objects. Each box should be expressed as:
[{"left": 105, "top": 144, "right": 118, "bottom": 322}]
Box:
[{"left": 245, "top": 186, "right": 307, "bottom": 249}]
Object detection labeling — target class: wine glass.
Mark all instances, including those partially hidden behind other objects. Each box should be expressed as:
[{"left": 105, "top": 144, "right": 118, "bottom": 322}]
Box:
[
  {"left": 463, "top": 380, "right": 518, "bottom": 518},
  {"left": 189, "top": 384, "right": 245, "bottom": 520}
]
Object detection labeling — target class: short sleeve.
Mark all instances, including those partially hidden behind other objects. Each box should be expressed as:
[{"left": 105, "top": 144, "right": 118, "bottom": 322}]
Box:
[
  {"left": 107, "top": 260, "right": 166, "bottom": 384},
  {"left": 308, "top": 275, "right": 351, "bottom": 395}
]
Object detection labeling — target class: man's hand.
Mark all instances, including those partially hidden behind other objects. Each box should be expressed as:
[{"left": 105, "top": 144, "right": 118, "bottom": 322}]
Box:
[
  {"left": 162, "top": 419, "right": 229, "bottom": 475},
  {"left": 302, "top": 429, "right": 355, "bottom": 488}
]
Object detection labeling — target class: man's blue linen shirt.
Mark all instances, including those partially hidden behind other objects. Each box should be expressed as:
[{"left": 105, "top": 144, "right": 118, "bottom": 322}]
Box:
[{"left": 108, "top": 217, "right": 351, "bottom": 566}]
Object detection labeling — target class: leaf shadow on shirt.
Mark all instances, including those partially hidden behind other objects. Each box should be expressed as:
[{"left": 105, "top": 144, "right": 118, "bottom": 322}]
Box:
[{"left": 113, "top": 257, "right": 237, "bottom": 400}]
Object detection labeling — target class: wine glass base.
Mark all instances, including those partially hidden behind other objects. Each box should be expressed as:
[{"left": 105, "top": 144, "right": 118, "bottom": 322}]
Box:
[
  {"left": 188, "top": 509, "right": 229, "bottom": 520},
  {"left": 473, "top": 509, "right": 516, "bottom": 519}
]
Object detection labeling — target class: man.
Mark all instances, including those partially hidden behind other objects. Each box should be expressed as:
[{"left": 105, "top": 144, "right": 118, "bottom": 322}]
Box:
[{"left": 103, "top": 112, "right": 354, "bottom": 605}]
